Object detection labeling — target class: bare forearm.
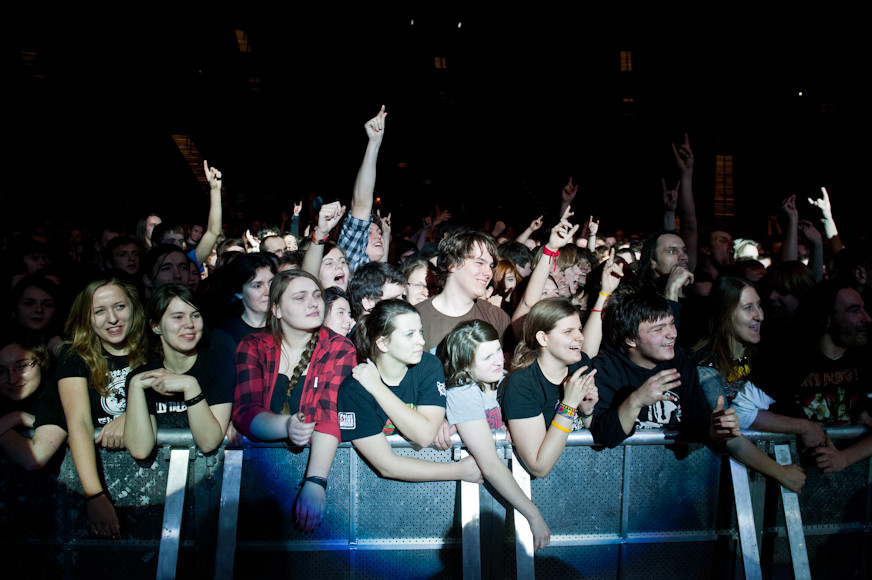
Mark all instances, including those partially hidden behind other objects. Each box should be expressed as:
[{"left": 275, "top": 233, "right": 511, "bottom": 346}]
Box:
[
  {"left": 581, "top": 292, "right": 609, "bottom": 358},
  {"left": 751, "top": 411, "right": 811, "bottom": 435},
  {"left": 187, "top": 402, "right": 228, "bottom": 454},
  {"left": 306, "top": 431, "right": 339, "bottom": 479},
  {"left": 351, "top": 141, "right": 381, "bottom": 220},
  {"left": 123, "top": 385, "right": 156, "bottom": 459}
]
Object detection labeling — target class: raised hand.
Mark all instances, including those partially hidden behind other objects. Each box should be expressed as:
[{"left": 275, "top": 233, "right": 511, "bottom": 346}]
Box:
[
  {"left": 600, "top": 248, "right": 625, "bottom": 296},
  {"left": 561, "top": 177, "right": 578, "bottom": 203},
  {"left": 587, "top": 215, "right": 599, "bottom": 237},
  {"left": 293, "top": 201, "right": 303, "bottom": 217},
  {"left": 781, "top": 194, "right": 799, "bottom": 222},
  {"left": 317, "top": 201, "right": 347, "bottom": 237},
  {"left": 808, "top": 186, "right": 834, "bottom": 219},
  {"left": 671, "top": 133, "right": 694, "bottom": 173},
  {"left": 204, "top": 160, "right": 222, "bottom": 191},
  {"left": 528, "top": 215, "right": 544, "bottom": 232},
  {"left": 433, "top": 206, "right": 452, "bottom": 226},
  {"left": 662, "top": 179, "right": 679, "bottom": 211},
  {"left": 244, "top": 229, "right": 260, "bottom": 253},
  {"left": 798, "top": 219, "right": 822, "bottom": 245},
  {"left": 548, "top": 215, "right": 580, "bottom": 251},
  {"left": 364, "top": 105, "right": 388, "bottom": 143}
]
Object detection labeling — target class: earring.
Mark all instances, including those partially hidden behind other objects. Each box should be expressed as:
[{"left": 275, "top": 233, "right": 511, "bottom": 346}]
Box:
[
  {"left": 234, "top": 293, "right": 243, "bottom": 300},
  {"left": 154, "top": 329, "right": 162, "bottom": 335}
]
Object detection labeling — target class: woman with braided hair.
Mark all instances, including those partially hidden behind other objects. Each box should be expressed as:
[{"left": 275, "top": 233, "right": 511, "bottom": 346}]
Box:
[{"left": 231, "top": 270, "right": 356, "bottom": 531}]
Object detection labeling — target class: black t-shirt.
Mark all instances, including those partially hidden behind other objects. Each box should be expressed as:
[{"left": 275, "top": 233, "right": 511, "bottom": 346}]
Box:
[
  {"left": 501, "top": 355, "right": 593, "bottom": 429},
  {"left": 592, "top": 343, "right": 711, "bottom": 448},
  {"left": 126, "top": 348, "right": 235, "bottom": 429},
  {"left": 55, "top": 343, "right": 131, "bottom": 427},
  {"left": 338, "top": 353, "right": 447, "bottom": 442},
  {"left": 269, "top": 373, "right": 305, "bottom": 416},
  {"left": 212, "top": 317, "right": 262, "bottom": 358},
  {"left": 0, "top": 379, "right": 67, "bottom": 431}
]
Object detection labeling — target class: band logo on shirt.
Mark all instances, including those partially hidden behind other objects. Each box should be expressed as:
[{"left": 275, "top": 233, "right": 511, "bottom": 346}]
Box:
[
  {"left": 339, "top": 412, "right": 356, "bottom": 430},
  {"left": 382, "top": 403, "right": 417, "bottom": 435}
]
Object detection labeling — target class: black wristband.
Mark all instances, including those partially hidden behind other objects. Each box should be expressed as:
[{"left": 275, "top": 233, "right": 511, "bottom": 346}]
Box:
[
  {"left": 303, "top": 476, "right": 328, "bottom": 490},
  {"left": 185, "top": 393, "right": 206, "bottom": 407},
  {"left": 85, "top": 490, "right": 107, "bottom": 502}
]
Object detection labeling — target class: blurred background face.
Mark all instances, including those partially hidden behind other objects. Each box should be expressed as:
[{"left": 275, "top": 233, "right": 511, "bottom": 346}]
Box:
[
  {"left": 0, "top": 343, "right": 42, "bottom": 401},
  {"left": 14, "top": 286, "right": 56, "bottom": 333}
]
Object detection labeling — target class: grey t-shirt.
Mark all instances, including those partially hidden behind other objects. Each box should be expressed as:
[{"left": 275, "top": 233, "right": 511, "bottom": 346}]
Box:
[{"left": 446, "top": 383, "right": 503, "bottom": 430}]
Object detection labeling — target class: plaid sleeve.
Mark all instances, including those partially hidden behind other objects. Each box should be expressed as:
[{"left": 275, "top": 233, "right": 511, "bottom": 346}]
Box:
[
  {"left": 232, "top": 335, "right": 273, "bottom": 438},
  {"left": 337, "top": 214, "right": 372, "bottom": 272},
  {"left": 304, "top": 330, "right": 357, "bottom": 440}
]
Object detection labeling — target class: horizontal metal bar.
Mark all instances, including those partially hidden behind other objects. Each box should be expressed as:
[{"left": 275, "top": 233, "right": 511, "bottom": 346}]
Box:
[{"left": 156, "top": 426, "right": 869, "bottom": 450}]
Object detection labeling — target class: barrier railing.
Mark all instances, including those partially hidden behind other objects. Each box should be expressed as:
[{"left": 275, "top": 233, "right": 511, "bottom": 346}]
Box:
[{"left": 2, "top": 427, "right": 869, "bottom": 579}]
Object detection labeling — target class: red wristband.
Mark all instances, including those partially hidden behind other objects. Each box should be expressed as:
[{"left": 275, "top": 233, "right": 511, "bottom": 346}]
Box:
[{"left": 542, "top": 247, "right": 560, "bottom": 271}]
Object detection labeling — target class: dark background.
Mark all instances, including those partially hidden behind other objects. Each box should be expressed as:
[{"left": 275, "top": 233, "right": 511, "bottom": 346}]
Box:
[{"left": 5, "top": 10, "right": 868, "bottom": 241}]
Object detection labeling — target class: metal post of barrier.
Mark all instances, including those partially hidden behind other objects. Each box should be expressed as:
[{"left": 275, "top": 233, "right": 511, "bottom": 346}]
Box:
[
  {"left": 773, "top": 443, "right": 811, "bottom": 580},
  {"left": 214, "top": 448, "right": 243, "bottom": 580},
  {"left": 511, "top": 449, "right": 535, "bottom": 579},
  {"left": 457, "top": 448, "right": 481, "bottom": 580},
  {"left": 157, "top": 447, "right": 191, "bottom": 580},
  {"left": 729, "top": 459, "right": 763, "bottom": 580}
]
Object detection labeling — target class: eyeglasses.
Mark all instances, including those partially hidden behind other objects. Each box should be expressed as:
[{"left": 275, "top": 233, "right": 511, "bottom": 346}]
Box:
[{"left": 0, "top": 360, "right": 38, "bottom": 382}]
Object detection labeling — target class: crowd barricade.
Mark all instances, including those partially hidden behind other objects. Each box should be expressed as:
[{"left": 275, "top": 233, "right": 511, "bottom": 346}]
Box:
[{"left": 1, "top": 427, "right": 869, "bottom": 579}]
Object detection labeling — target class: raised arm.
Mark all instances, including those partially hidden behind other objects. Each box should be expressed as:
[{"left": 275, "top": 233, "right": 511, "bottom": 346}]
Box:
[
  {"left": 350, "top": 106, "right": 387, "bottom": 220},
  {"left": 516, "top": 215, "right": 543, "bottom": 245},
  {"left": 798, "top": 219, "right": 824, "bottom": 282},
  {"left": 809, "top": 187, "right": 845, "bottom": 255},
  {"left": 194, "top": 161, "right": 223, "bottom": 267},
  {"left": 582, "top": 248, "right": 624, "bottom": 358},
  {"left": 780, "top": 194, "right": 799, "bottom": 262},
  {"left": 302, "top": 201, "right": 346, "bottom": 277},
  {"left": 377, "top": 210, "right": 391, "bottom": 262},
  {"left": 559, "top": 177, "right": 577, "bottom": 219},
  {"left": 512, "top": 208, "right": 579, "bottom": 322},
  {"left": 672, "top": 134, "right": 698, "bottom": 271},
  {"left": 661, "top": 179, "right": 679, "bottom": 231}
]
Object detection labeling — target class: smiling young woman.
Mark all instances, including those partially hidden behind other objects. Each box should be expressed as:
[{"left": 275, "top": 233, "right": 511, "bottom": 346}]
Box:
[
  {"left": 124, "top": 285, "right": 234, "bottom": 460},
  {"left": 56, "top": 277, "right": 148, "bottom": 539}
]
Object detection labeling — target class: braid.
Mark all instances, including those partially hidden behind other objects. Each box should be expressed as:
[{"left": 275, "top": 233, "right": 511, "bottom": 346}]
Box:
[{"left": 281, "top": 330, "right": 320, "bottom": 414}]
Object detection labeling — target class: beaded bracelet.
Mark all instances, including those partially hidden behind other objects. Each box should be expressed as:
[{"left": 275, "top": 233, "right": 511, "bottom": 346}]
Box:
[
  {"left": 550, "top": 420, "right": 571, "bottom": 433},
  {"left": 556, "top": 402, "right": 578, "bottom": 419}
]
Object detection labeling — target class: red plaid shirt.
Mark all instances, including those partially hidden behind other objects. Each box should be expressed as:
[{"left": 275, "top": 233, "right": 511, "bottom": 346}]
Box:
[{"left": 232, "top": 327, "right": 356, "bottom": 441}]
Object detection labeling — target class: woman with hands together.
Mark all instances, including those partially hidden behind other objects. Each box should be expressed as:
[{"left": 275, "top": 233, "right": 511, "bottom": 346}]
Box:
[
  {"left": 124, "top": 285, "right": 234, "bottom": 461},
  {"left": 502, "top": 298, "right": 599, "bottom": 478}
]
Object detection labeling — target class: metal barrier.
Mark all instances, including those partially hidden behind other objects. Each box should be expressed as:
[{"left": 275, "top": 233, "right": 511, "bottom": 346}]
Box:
[{"left": 2, "top": 427, "right": 870, "bottom": 579}]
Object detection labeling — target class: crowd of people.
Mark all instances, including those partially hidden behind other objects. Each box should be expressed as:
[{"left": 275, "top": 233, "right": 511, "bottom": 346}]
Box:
[{"left": 2, "top": 106, "right": 870, "bottom": 549}]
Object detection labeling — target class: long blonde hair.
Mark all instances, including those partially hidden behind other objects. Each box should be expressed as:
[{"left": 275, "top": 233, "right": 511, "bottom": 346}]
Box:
[{"left": 63, "top": 278, "right": 148, "bottom": 396}]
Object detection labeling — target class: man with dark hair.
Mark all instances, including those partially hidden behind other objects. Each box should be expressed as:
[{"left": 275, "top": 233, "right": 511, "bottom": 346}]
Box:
[
  {"left": 416, "top": 231, "right": 510, "bottom": 352},
  {"left": 347, "top": 262, "right": 406, "bottom": 321},
  {"left": 591, "top": 288, "right": 737, "bottom": 448},
  {"left": 261, "top": 235, "right": 287, "bottom": 258},
  {"left": 498, "top": 241, "right": 533, "bottom": 278},
  {"left": 759, "top": 280, "right": 872, "bottom": 473}
]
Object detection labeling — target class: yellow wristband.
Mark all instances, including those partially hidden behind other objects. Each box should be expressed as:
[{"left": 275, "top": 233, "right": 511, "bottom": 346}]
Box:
[
  {"left": 550, "top": 420, "right": 571, "bottom": 433},
  {"left": 599, "top": 291, "right": 610, "bottom": 298}
]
